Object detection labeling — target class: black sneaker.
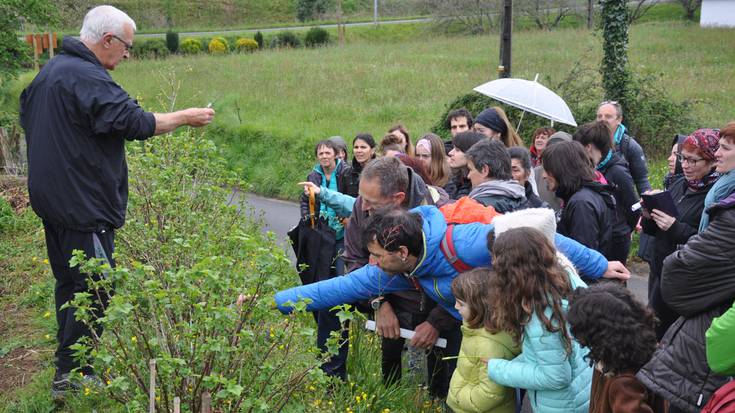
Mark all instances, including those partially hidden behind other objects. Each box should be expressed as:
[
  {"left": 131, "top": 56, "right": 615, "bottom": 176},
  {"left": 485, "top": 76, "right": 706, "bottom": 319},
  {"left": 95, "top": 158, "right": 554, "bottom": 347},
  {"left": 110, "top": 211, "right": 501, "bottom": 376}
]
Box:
[{"left": 51, "top": 372, "right": 103, "bottom": 400}]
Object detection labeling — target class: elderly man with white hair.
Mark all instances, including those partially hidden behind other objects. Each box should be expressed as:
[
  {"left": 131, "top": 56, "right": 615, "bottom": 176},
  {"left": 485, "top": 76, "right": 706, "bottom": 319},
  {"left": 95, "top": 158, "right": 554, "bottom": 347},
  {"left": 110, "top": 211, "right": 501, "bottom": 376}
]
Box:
[{"left": 19, "top": 5, "right": 215, "bottom": 398}]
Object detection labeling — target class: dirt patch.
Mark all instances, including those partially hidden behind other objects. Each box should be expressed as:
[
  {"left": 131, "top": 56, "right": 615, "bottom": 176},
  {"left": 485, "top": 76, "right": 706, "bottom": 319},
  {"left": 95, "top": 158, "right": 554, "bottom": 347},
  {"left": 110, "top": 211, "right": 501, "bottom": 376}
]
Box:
[
  {"left": 0, "top": 175, "right": 29, "bottom": 213},
  {"left": 627, "top": 258, "right": 649, "bottom": 278},
  {"left": 0, "top": 303, "right": 50, "bottom": 397}
]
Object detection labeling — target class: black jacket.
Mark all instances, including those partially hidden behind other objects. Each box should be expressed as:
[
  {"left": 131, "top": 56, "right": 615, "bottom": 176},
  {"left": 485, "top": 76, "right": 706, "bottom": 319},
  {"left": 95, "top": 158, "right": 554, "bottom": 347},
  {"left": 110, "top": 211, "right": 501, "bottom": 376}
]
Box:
[
  {"left": 642, "top": 175, "right": 713, "bottom": 339},
  {"left": 444, "top": 170, "right": 472, "bottom": 200},
  {"left": 598, "top": 154, "right": 641, "bottom": 238},
  {"left": 637, "top": 194, "right": 735, "bottom": 413},
  {"left": 19, "top": 37, "right": 156, "bottom": 231},
  {"left": 524, "top": 181, "right": 549, "bottom": 209},
  {"left": 339, "top": 156, "right": 372, "bottom": 198},
  {"left": 615, "top": 133, "right": 652, "bottom": 195},
  {"left": 557, "top": 183, "right": 616, "bottom": 260}
]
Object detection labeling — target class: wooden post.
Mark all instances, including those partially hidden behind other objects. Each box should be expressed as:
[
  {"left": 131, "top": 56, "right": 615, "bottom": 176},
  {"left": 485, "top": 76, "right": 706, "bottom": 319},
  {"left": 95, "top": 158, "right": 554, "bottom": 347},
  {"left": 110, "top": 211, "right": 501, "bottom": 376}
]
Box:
[
  {"left": 47, "top": 32, "right": 54, "bottom": 58},
  {"left": 149, "top": 359, "right": 156, "bottom": 413},
  {"left": 587, "top": 0, "right": 594, "bottom": 29},
  {"left": 173, "top": 397, "right": 180, "bottom": 413},
  {"left": 499, "top": 0, "right": 513, "bottom": 78},
  {"left": 31, "top": 35, "right": 39, "bottom": 71},
  {"left": 201, "top": 392, "right": 212, "bottom": 413}
]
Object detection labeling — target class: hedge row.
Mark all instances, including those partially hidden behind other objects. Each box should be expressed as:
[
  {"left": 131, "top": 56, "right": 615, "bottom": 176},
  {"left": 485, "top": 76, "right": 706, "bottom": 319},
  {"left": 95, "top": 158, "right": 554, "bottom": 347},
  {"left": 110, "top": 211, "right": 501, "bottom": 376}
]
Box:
[{"left": 133, "top": 27, "right": 331, "bottom": 59}]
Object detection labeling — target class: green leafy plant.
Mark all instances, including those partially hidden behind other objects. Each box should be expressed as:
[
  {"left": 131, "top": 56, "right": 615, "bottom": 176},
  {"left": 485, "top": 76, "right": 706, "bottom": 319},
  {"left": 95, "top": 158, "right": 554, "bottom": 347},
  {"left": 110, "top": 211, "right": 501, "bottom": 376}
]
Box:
[
  {"left": 165, "top": 31, "right": 179, "bottom": 53},
  {"left": 208, "top": 36, "right": 230, "bottom": 54},
  {"left": 235, "top": 38, "right": 259, "bottom": 53},
  {"left": 134, "top": 38, "right": 170, "bottom": 59},
  {"left": 269, "top": 31, "right": 302, "bottom": 49},
  {"left": 179, "top": 38, "right": 203, "bottom": 54},
  {"left": 304, "top": 27, "right": 330, "bottom": 47},
  {"left": 254, "top": 31, "right": 264, "bottom": 49},
  {"left": 599, "top": 0, "right": 631, "bottom": 113},
  {"left": 0, "top": 196, "right": 15, "bottom": 232},
  {"left": 65, "top": 131, "right": 334, "bottom": 412},
  {"left": 0, "top": 1, "right": 58, "bottom": 83}
]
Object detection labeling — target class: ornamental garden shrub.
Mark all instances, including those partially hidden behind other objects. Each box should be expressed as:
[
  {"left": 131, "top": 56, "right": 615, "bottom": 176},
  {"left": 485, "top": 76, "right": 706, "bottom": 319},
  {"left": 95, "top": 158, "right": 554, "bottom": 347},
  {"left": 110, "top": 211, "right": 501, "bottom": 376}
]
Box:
[
  {"left": 254, "top": 31, "right": 264, "bottom": 49},
  {"left": 208, "top": 36, "right": 229, "bottom": 54},
  {"left": 304, "top": 27, "right": 330, "bottom": 47},
  {"left": 269, "top": 31, "right": 301, "bottom": 49},
  {"left": 235, "top": 38, "right": 259, "bottom": 53},
  {"left": 180, "top": 38, "right": 202, "bottom": 54},
  {"left": 166, "top": 31, "right": 179, "bottom": 53},
  {"left": 66, "top": 132, "right": 337, "bottom": 412},
  {"left": 134, "top": 38, "right": 170, "bottom": 59}
]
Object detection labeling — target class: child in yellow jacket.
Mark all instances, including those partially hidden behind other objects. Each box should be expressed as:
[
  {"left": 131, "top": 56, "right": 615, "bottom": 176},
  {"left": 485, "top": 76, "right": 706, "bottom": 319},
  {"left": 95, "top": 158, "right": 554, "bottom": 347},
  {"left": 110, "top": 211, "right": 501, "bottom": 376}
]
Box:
[{"left": 447, "top": 268, "right": 520, "bottom": 413}]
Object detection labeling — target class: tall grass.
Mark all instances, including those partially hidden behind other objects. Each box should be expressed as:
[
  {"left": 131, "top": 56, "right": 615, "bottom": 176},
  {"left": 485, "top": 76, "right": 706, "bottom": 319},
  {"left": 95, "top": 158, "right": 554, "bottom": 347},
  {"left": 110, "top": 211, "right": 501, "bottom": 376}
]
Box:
[{"left": 104, "top": 22, "right": 734, "bottom": 198}]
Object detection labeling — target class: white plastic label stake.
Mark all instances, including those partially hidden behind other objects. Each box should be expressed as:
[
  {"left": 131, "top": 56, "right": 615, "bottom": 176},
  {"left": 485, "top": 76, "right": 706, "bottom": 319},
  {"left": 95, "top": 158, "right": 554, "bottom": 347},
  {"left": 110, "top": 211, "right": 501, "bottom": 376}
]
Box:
[{"left": 364, "top": 320, "right": 447, "bottom": 348}]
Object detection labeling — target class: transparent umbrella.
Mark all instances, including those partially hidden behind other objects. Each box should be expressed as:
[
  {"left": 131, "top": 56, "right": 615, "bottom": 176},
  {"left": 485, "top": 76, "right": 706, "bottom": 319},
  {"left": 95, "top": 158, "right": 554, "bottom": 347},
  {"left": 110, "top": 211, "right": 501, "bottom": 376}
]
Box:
[{"left": 473, "top": 74, "right": 577, "bottom": 128}]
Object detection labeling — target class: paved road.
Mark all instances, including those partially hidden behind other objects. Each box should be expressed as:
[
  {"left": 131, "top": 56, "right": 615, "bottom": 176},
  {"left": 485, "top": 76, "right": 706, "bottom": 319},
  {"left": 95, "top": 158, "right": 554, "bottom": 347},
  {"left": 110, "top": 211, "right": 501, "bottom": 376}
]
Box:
[
  {"left": 238, "top": 191, "right": 649, "bottom": 302},
  {"left": 136, "top": 18, "right": 431, "bottom": 39}
]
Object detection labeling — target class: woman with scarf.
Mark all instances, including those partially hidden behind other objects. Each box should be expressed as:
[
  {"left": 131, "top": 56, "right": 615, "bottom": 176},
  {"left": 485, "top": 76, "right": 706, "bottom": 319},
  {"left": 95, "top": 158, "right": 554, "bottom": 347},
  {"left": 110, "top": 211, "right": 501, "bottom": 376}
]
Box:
[
  {"left": 529, "top": 127, "right": 555, "bottom": 167},
  {"left": 574, "top": 121, "right": 640, "bottom": 264},
  {"left": 640, "top": 129, "right": 720, "bottom": 339},
  {"left": 541, "top": 140, "right": 617, "bottom": 265},
  {"left": 339, "top": 133, "right": 376, "bottom": 197},
  {"left": 637, "top": 122, "right": 735, "bottom": 413}
]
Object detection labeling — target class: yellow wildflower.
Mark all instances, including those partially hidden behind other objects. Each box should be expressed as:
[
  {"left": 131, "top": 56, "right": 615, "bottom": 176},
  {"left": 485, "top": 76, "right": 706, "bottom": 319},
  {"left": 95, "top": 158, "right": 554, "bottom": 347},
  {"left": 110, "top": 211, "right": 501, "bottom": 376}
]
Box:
[
  {"left": 84, "top": 387, "right": 91, "bottom": 396},
  {"left": 43, "top": 311, "right": 51, "bottom": 318},
  {"left": 131, "top": 336, "right": 138, "bottom": 343}
]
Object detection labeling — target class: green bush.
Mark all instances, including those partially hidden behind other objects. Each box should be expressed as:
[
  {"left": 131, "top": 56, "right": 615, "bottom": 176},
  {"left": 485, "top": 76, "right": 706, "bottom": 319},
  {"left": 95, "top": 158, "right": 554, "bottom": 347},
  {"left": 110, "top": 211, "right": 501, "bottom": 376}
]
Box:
[
  {"left": 0, "top": 196, "right": 15, "bottom": 232},
  {"left": 133, "top": 38, "right": 170, "bottom": 59},
  {"left": 304, "top": 27, "right": 330, "bottom": 47},
  {"left": 235, "top": 38, "right": 259, "bottom": 53},
  {"left": 165, "top": 31, "right": 179, "bottom": 53},
  {"left": 179, "top": 37, "right": 203, "bottom": 54},
  {"left": 254, "top": 31, "right": 264, "bottom": 49},
  {"left": 208, "top": 36, "right": 229, "bottom": 54},
  {"left": 269, "top": 31, "right": 301, "bottom": 49},
  {"left": 66, "top": 132, "right": 333, "bottom": 411}
]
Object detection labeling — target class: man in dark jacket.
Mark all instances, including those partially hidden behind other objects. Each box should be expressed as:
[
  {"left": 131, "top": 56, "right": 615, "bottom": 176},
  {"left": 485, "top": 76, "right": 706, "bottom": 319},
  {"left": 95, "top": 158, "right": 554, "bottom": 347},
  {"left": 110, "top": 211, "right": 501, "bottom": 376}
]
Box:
[
  {"left": 342, "top": 156, "right": 459, "bottom": 397},
  {"left": 465, "top": 139, "right": 528, "bottom": 213},
  {"left": 19, "top": 5, "right": 214, "bottom": 398},
  {"left": 597, "top": 101, "right": 652, "bottom": 195}
]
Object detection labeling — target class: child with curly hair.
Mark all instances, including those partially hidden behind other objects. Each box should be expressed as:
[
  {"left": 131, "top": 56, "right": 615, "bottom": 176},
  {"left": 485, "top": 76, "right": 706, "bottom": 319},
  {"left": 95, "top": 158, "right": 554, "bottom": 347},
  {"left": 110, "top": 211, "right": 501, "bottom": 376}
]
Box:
[
  {"left": 567, "top": 283, "right": 666, "bottom": 413},
  {"left": 485, "top": 226, "right": 593, "bottom": 413},
  {"left": 447, "top": 268, "right": 520, "bottom": 413}
]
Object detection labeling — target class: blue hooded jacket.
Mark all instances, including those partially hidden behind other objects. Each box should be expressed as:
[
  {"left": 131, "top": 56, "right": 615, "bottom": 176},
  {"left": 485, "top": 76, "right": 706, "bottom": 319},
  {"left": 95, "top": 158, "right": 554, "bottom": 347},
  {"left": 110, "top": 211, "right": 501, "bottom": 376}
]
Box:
[{"left": 275, "top": 206, "right": 609, "bottom": 319}]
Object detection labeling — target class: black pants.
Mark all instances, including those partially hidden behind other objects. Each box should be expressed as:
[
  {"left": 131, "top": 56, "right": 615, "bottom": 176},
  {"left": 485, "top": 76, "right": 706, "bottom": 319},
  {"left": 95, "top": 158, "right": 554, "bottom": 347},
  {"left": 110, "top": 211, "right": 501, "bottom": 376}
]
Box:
[
  {"left": 316, "top": 238, "right": 347, "bottom": 379},
  {"left": 44, "top": 221, "right": 115, "bottom": 375},
  {"left": 609, "top": 233, "right": 632, "bottom": 265},
  {"left": 381, "top": 311, "right": 462, "bottom": 398}
]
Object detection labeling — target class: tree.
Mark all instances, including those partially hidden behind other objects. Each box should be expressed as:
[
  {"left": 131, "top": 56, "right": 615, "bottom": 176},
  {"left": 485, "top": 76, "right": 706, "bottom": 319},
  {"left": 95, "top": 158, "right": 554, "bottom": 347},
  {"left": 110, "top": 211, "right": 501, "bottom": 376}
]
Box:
[
  {"left": 0, "top": 0, "right": 57, "bottom": 83},
  {"left": 627, "top": 0, "right": 656, "bottom": 24},
  {"left": 426, "top": 0, "right": 499, "bottom": 34},
  {"left": 678, "top": 0, "right": 701, "bottom": 21},
  {"left": 516, "top": 0, "right": 575, "bottom": 31},
  {"left": 599, "top": 0, "right": 630, "bottom": 112},
  {"left": 296, "top": 0, "right": 331, "bottom": 22}
]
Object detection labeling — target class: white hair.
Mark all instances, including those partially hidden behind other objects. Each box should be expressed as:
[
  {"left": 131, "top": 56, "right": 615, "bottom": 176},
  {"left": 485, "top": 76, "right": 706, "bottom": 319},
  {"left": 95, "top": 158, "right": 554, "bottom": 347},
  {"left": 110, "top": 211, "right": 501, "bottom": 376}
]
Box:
[{"left": 79, "top": 5, "right": 136, "bottom": 43}]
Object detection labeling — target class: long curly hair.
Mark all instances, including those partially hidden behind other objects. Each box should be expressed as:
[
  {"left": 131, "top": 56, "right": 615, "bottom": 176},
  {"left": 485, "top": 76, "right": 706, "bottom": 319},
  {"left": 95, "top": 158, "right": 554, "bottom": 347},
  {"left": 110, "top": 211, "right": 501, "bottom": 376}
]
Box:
[
  {"left": 450, "top": 267, "right": 495, "bottom": 330},
  {"left": 488, "top": 227, "right": 573, "bottom": 355},
  {"left": 567, "top": 282, "right": 658, "bottom": 375}
]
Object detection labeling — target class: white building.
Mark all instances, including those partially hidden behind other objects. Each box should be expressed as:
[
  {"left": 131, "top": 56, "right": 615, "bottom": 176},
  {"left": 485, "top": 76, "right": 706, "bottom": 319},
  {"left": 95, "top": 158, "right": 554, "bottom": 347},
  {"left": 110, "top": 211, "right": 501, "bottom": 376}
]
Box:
[{"left": 700, "top": 0, "right": 735, "bottom": 28}]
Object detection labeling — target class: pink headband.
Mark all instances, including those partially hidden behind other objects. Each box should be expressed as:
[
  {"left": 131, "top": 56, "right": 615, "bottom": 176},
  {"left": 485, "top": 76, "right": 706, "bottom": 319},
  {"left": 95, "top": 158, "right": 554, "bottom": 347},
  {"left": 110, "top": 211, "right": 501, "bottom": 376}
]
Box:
[{"left": 416, "top": 138, "right": 431, "bottom": 152}]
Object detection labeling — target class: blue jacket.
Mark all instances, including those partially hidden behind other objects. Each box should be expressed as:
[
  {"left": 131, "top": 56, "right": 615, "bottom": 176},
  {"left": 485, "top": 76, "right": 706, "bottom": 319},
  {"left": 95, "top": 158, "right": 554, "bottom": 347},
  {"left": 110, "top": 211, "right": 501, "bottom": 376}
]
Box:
[
  {"left": 275, "top": 206, "right": 608, "bottom": 319},
  {"left": 487, "top": 270, "right": 592, "bottom": 413}
]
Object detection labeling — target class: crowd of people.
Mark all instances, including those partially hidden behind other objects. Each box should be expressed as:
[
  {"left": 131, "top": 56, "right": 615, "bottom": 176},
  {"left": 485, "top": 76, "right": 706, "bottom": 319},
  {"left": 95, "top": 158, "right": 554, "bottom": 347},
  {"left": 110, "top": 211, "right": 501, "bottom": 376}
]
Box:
[{"left": 281, "top": 103, "right": 735, "bottom": 412}]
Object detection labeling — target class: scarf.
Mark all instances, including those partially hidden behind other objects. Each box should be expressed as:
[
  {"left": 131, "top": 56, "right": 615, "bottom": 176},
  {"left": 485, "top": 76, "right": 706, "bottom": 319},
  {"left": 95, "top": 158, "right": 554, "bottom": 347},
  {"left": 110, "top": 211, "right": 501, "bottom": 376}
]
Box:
[
  {"left": 686, "top": 169, "right": 720, "bottom": 192},
  {"left": 613, "top": 124, "right": 626, "bottom": 145},
  {"left": 699, "top": 169, "right": 735, "bottom": 232},
  {"left": 596, "top": 150, "right": 613, "bottom": 171}
]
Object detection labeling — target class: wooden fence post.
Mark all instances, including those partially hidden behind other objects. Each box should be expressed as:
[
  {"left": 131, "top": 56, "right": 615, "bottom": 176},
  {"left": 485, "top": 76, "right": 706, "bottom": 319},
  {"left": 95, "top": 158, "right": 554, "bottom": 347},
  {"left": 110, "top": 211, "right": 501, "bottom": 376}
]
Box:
[{"left": 201, "top": 392, "right": 211, "bottom": 413}]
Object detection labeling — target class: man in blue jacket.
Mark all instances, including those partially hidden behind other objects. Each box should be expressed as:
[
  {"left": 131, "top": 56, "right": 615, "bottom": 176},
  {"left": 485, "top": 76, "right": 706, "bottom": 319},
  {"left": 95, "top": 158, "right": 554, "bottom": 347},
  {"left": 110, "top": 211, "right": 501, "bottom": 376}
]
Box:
[
  {"left": 275, "top": 206, "right": 630, "bottom": 320},
  {"left": 19, "top": 5, "right": 214, "bottom": 398}
]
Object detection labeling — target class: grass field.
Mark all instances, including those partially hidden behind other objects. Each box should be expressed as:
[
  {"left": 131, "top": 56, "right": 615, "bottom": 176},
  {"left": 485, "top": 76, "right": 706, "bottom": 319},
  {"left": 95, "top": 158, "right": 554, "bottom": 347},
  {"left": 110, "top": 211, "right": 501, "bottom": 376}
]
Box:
[{"left": 95, "top": 20, "right": 735, "bottom": 198}]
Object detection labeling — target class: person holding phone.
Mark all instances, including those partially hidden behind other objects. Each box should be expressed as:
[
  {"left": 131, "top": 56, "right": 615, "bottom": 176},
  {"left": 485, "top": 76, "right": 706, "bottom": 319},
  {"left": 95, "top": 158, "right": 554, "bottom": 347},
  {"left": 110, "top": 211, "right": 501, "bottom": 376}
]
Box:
[{"left": 640, "top": 128, "right": 720, "bottom": 339}]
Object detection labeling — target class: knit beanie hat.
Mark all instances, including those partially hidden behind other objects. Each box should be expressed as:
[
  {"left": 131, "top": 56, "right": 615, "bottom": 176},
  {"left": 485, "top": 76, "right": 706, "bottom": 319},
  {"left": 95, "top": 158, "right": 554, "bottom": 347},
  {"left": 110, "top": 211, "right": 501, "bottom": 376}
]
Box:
[
  {"left": 475, "top": 108, "right": 508, "bottom": 135},
  {"left": 452, "top": 131, "right": 485, "bottom": 153},
  {"left": 682, "top": 128, "right": 719, "bottom": 162},
  {"left": 492, "top": 207, "right": 556, "bottom": 243}
]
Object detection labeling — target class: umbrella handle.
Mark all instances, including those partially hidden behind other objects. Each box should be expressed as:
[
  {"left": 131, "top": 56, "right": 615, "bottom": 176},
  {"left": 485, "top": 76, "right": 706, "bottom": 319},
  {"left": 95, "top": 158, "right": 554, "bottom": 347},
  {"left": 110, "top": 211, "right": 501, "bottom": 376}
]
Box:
[{"left": 308, "top": 187, "right": 316, "bottom": 228}]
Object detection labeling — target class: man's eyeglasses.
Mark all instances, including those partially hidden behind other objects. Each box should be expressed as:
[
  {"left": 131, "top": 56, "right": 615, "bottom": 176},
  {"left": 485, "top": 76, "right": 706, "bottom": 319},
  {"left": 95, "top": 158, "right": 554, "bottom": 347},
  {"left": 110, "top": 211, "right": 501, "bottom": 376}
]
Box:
[
  {"left": 676, "top": 153, "right": 705, "bottom": 165},
  {"left": 110, "top": 34, "right": 132, "bottom": 51}
]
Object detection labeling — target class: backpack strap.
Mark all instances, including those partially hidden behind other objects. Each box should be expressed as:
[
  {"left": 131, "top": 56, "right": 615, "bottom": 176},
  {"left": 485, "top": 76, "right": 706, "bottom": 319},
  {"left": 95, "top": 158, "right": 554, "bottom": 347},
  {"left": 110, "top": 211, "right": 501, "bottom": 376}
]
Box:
[{"left": 440, "top": 224, "right": 473, "bottom": 273}]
